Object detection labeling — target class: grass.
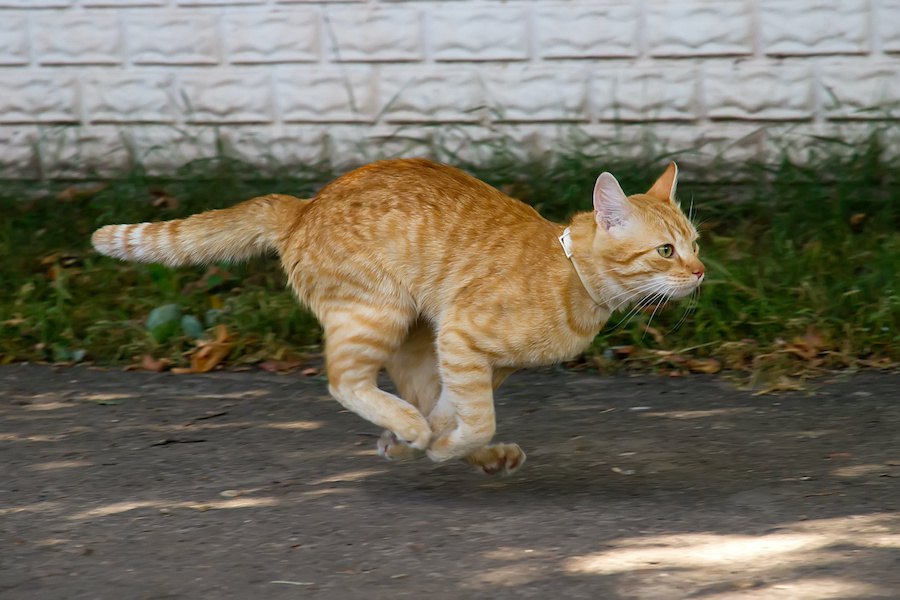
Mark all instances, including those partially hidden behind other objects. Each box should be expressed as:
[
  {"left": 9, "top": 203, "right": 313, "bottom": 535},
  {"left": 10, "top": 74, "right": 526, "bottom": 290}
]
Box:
[{"left": 1, "top": 132, "right": 898, "bottom": 383}]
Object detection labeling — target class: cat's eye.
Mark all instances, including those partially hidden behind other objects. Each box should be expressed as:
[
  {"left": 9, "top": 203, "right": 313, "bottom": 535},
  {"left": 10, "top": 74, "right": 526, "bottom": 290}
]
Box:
[
  {"left": 657, "top": 244, "right": 674, "bottom": 258},
  {"left": 692, "top": 241, "right": 699, "bottom": 254}
]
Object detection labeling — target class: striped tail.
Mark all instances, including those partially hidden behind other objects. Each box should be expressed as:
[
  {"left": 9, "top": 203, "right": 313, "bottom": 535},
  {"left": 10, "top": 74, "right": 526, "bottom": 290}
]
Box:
[{"left": 91, "top": 194, "right": 307, "bottom": 267}]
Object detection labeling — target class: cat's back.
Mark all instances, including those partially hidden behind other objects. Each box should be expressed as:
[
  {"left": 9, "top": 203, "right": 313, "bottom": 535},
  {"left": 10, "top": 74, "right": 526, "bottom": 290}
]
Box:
[
  {"left": 283, "top": 159, "right": 559, "bottom": 309},
  {"left": 303, "top": 158, "right": 539, "bottom": 227}
]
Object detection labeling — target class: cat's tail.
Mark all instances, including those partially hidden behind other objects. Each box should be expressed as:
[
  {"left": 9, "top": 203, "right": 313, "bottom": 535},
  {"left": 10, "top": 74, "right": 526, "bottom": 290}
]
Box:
[{"left": 91, "top": 194, "right": 307, "bottom": 267}]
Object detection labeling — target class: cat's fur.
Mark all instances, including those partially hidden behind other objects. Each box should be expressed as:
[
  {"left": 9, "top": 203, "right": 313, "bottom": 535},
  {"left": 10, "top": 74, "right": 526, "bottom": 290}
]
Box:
[{"left": 92, "top": 159, "right": 704, "bottom": 475}]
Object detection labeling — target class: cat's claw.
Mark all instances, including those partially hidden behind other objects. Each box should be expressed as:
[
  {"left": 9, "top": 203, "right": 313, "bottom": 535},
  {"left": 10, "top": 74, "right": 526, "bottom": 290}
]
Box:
[
  {"left": 377, "top": 431, "right": 427, "bottom": 462},
  {"left": 465, "top": 443, "right": 527, "bottom": 476}
]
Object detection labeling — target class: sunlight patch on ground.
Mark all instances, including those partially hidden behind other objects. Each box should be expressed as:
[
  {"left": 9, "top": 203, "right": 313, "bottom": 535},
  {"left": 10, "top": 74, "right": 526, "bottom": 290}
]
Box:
[
  {"left": 562, "top": 513, "right": 899, "bottom": 597},
  {"left": 23, "top": 401, "right": 73, "bottom": 411},
  {"left": 190, "top": 390, "right": 269, "bottom": 401},
  {"left": 301, "top": 487, "right": 352, "bottom": 498},
  {"left": 27, "top": 459, "right": 93, "bottom": 471},
  {"left": 77, "top": 393, "right": 134, "bottom": 403},
  {"left": 0, "top": 432, "right": 69, "bottom": 442},
  {"left": 69, "top": 496, "right": 280, "bottom": 519},
  {"left": 700, "top": 577, "right": 882, "bottom": 599},
  {"left": 566, "top": 532, "right": 818, "bottom": 574},
  {"left": 790, "top": 429, "right": 840, "bottom": 440},
  {"left": 0, "top": 500, "right": 63, "bottom": 517},
  {"left": 832, "top": 463, "right": 893, "bottom": 477},
  {"left": 265, "top": 420, "right": 323, "bottom": 431},
  {"left": 309, "top": 468, "right": 386, "bottom": 485},
  {"left": 483, "top": 547, "right": 547, "bottom": 560},
  {"left": 641, "top": 408, "right": 753, "bottom": 420}
]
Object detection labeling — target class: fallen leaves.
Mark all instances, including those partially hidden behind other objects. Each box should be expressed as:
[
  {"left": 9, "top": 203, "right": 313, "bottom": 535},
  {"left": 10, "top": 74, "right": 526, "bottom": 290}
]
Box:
[
  {"left": 125, "top": 325, "right": 233, "bottom": 374},
  {"left": 648, "top": 350, "right": 723, "bottom": 375},
  {"left": 150, "top": 189, "right": 179, "bottom": 211},
  {"left": 780, "top": 328, "right": 829, "bottom": 362},
  {"left": 185, "top": 324, "right": 234, "bottom": 374},
  {"left": 125, "top": 355, "right": 170, "bottom": 373},
  {"left": 259, "top": 359, "right": 307, "bottom": 374},
  {"left": 686, "top": 358, "right": 723, "bottom": 374},
  {"left": 55, "top": 183, "right": 108, "bottom": 203}
]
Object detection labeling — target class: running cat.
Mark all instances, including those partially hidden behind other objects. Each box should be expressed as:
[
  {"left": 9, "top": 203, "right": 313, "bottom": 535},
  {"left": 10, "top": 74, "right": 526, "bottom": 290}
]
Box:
[{"left": 92, "top": 159, "right": 704, "bottom": 475}]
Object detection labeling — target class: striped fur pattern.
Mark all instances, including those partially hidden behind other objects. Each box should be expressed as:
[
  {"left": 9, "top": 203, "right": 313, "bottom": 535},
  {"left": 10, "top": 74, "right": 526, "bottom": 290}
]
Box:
[{"left": 92, "top": 159, "right": 704, "bottom": 475}]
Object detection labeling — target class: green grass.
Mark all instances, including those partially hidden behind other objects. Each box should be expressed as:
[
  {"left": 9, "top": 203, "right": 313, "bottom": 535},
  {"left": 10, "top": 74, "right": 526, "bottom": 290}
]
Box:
[{"left": 1, "top": 133, "right": 898, "bottom": 379}]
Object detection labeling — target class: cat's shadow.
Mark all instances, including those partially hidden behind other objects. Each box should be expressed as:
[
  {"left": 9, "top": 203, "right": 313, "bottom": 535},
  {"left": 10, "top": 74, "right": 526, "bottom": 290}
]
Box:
[{"left": 358, "top": 452, "right": 740, "bottom": 506}]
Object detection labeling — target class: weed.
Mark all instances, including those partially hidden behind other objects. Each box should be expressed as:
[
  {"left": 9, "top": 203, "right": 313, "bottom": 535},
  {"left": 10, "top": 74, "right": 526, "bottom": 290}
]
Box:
[{"left": 1, "top": 131, "right": 897, "bottom": 381}]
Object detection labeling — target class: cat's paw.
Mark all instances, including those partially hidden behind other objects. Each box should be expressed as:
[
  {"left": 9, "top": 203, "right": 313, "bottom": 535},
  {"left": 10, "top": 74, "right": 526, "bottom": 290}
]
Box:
[
  {"left": 465, "top": 443, "right": 526, "bottom": 476},
  {"left": 377, "top": 431, "right": 426, "bottom": 462},
  {"left": 393, "top": 411, "right": 432, "bottom": 450}
]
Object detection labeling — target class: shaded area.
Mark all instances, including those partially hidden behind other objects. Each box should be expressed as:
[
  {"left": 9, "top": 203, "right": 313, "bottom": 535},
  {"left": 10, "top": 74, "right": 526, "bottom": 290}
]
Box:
[{"left": 1, "top": 364, "right": 898, "bottom": 599}]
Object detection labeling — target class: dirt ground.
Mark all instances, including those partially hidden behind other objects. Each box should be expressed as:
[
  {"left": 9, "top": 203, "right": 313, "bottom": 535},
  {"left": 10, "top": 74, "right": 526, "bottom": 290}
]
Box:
[{"left": 1, "top": 364, "right": 898, "bottom": 599}]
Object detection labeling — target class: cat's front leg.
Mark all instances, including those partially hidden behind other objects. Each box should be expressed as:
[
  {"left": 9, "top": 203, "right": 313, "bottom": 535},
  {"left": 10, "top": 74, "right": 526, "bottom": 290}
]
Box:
[{"left": 426, "top": 328, "right": 496, "bottom": 462}]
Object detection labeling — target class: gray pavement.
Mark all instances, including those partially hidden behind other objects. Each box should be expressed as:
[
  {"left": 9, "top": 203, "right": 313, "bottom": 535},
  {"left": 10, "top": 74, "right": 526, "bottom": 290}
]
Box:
[{"left": 2, "top": 364, "right": 899, "bottom": 599}]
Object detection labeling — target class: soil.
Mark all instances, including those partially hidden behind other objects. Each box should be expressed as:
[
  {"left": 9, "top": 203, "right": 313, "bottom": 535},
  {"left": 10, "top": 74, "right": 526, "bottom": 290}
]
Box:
[{"left": 2, "top": 364, "right": 899, "bottom": 599}]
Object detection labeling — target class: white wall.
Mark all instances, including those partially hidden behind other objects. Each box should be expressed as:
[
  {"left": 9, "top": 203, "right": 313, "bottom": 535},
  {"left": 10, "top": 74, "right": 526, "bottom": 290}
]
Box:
[{"left": 1, "top": 0, "right": 898, "bottom": 176}]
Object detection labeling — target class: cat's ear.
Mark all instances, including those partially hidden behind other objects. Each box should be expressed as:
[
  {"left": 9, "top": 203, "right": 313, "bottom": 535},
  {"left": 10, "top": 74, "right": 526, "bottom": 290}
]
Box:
[
  {"left": 593, "top": 172, "right": 632, "bottom": 230},
  {"left": 646, "top": 161, "right": 678, "bottom": 202}
]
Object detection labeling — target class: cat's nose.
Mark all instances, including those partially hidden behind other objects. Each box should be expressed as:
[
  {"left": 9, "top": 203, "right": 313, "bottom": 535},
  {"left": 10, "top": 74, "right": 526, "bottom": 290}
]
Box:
[{"left": 693, "top": 267, "right": 705, "bottom": 279}]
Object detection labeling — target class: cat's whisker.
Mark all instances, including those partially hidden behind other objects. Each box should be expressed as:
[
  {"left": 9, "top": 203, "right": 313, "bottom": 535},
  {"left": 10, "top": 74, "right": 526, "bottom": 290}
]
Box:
[
  {"left": 607, "top": 280, "right": 666, "bottom": 311},
  {"left": 609, "top": 286, "right": 660, "bottom": 316},
  {"left": 670, "top": 289, "right": 699, "bottom": 333},
  {"left": 642, "top": 288, "right": 675, "bottom": 341},
  {"left": 670, "top": 288, "right": 700, "bottom": 333},
  {"left": 615, "top": 284, "right": 669, "bottom": 332}
]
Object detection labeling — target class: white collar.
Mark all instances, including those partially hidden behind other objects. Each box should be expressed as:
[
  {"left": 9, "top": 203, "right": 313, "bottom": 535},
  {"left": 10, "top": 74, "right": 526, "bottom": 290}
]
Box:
[{"left": 558, "top": 227, "right": 604, "bottom": 306}]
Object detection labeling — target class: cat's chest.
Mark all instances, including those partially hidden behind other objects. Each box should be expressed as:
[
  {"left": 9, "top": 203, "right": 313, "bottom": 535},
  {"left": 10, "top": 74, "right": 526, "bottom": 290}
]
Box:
[{"left": 492, "top": 318, "right": 603, "bottom": 368}]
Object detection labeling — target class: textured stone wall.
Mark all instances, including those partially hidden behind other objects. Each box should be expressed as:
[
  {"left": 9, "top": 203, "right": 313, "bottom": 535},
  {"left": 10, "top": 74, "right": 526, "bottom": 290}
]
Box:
[{"left": 0, "top": 0, "right": 898, "bottom": 176}]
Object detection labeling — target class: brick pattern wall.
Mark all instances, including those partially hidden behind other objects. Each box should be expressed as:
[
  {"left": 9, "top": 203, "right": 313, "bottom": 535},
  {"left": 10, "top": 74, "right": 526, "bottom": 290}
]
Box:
[{"left": 0, "top": 0, "right": 898, "bottom": 176}]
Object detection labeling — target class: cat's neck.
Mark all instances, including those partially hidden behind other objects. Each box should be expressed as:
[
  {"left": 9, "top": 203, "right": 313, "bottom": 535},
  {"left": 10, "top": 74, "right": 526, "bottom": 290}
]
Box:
[{"left": 564, "top": 213, "right": 621, "bottom": 320}]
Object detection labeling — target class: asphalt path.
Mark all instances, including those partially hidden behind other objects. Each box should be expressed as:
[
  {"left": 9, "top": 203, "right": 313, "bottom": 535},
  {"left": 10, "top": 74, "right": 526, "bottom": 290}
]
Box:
[{"left": 2, "top": 364, "right": 898, "bottom": 599}]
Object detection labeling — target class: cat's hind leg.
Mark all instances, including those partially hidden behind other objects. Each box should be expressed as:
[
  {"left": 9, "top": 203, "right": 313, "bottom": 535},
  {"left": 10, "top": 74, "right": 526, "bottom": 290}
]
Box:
[
  {"left": 380, "top": 320, "right": 441, "bottom": 461},
  {"left": 323, "top": 305, "right": 431, "bottom": 450}
]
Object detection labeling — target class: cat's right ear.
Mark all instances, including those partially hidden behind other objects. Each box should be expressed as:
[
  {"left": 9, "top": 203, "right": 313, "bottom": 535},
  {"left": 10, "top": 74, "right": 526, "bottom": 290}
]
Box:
[{"left": 593, "top": 172, "right": 632, "bottom": 230}]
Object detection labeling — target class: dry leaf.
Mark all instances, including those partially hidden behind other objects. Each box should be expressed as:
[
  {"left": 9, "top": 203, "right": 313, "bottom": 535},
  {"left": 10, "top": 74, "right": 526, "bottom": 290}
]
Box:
[
  {"left": 301, "top": 367, "right": 320, "bottom": 377},
  {"left": 141, "top": 354, "right": 170, "bottom": 372},
  {"left": 188, "top": 324, "right": 234, "bottom": 373},
  {"left": 150, "top": 190, "right": 179, "bottom": 211},
  {"left": 171, "top": 367, "right": 195, "bottom": 375},
  {"left": 125, "top": 354, "right": 170, "bottom": 372},
  {"left": 687, "top": 358, "right": 722, "bottom": 374},
  {"left": 55, "top": 183, "right": 107, "bottom": 203},
  {"left": 259, "top": 359, "right": 306, "bottom": 374},
  {"left": 612, "top": 345, "right": 635, "bottom": 358},
  {"left": 3, "top": 315, "right": 25, "bottom": 327},
  {"left": 782, "top": 328, "right": 828, "bottom": 361}
]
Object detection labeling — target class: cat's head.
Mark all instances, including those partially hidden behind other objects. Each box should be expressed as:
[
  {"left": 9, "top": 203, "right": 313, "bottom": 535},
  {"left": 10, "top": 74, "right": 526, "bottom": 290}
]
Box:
[{"left": 590, "top": 162, "right": 704, "bottom": 305}]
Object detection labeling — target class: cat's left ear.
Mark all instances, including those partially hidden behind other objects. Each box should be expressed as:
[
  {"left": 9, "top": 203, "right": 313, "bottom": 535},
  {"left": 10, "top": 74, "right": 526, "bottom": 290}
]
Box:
[
  {"left": 593, "top": 172, "right": 632, "bottom": 230},
  {"left": 646, "top": 161, "right": 678, "bottom": 202}
]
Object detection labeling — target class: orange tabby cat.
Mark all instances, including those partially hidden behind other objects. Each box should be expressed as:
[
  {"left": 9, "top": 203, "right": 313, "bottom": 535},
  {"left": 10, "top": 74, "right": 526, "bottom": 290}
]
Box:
[{"left": 92, "top": 159, "right": 704, "bottom": 475}]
